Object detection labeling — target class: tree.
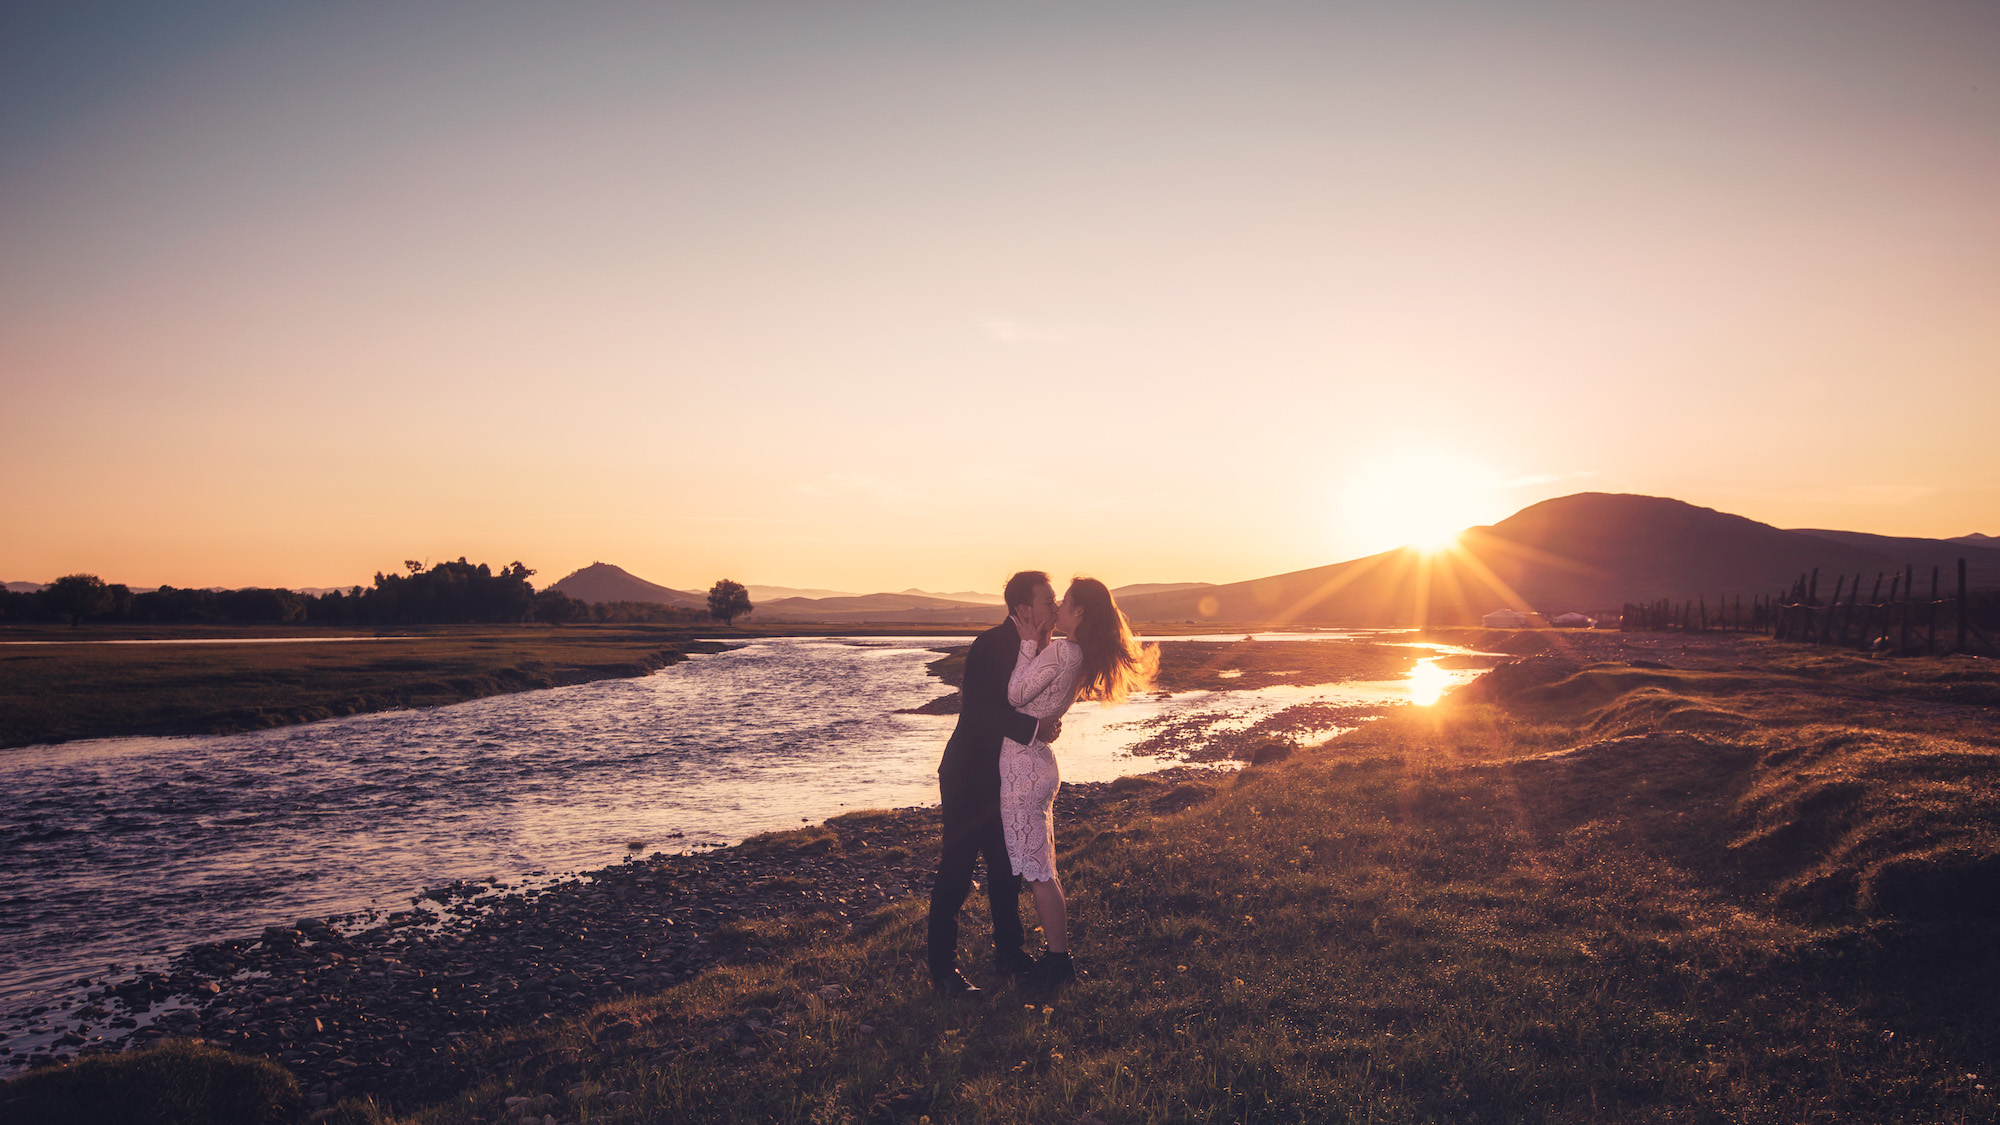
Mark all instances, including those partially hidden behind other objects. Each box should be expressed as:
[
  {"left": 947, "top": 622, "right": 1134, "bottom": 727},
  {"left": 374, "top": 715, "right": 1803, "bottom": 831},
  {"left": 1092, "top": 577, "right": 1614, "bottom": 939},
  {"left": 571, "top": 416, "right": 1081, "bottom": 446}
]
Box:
[
  {"left": 707, "top": 579, "right": 753, "bottom": 626},
  {"left": 42, "top": 573, "right": 113, "bottom": 626},
  {"left": 532, "top": 588, "right": 586, "bottom": 625}
]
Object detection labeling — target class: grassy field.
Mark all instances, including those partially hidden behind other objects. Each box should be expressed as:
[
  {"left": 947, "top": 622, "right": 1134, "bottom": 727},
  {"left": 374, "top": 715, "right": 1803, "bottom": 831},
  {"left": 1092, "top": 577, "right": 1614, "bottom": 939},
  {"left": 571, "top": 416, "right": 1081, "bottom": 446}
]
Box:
[
  {"left": 221, "top": 636, "right": 1996, "bottom": 1124},
  {"left": 10, "top": 633, "right": 1999, "bottom": 1122},
  {"left": 0, "top": 624, "right": 736, "bottom": 748}
]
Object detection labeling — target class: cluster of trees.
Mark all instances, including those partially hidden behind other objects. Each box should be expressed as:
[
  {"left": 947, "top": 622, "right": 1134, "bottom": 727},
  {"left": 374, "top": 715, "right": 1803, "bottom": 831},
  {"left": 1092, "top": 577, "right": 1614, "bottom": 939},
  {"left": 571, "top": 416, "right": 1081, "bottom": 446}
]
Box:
[
  {"left": 524, "top": 594, "right": 709, "bottom": 626},
  {"left": 1, "top": 564, "right": 759, "bottom": 627}
]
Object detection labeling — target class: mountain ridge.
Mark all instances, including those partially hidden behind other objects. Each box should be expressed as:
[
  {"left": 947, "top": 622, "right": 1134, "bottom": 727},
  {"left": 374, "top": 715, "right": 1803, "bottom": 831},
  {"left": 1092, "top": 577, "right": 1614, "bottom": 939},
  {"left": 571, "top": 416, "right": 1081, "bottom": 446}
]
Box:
[{"left": 1115, "top": 492, "right": 2000, "bottom": 625}]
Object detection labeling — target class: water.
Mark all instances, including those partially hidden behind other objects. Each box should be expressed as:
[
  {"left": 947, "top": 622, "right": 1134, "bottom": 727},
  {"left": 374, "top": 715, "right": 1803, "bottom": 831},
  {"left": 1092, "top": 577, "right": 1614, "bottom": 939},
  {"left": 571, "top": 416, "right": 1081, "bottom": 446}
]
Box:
[{"left": 0, "top": 633, "right": 1477, "bottom": 1035}]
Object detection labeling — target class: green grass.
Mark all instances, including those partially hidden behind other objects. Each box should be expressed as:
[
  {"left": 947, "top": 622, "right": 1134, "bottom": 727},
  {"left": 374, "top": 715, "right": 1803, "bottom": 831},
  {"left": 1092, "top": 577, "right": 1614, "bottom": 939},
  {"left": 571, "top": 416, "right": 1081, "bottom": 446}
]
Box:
[
  {"left": 0, "top": 624, "right": 731, "bottom": 748},
  {"left": 283, "top": 643, "right": 2000, "bottom": 1123},
  {"left": 0, "top": 1039, "right": 301, "bottom": 1124}
]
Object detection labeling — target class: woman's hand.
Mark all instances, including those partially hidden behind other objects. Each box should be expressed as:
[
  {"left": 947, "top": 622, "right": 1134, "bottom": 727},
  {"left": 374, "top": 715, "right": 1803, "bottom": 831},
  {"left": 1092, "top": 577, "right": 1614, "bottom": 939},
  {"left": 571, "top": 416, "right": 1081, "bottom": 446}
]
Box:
[{"left": 1010, "top": 608, "right": 1037, "bottom": 643}]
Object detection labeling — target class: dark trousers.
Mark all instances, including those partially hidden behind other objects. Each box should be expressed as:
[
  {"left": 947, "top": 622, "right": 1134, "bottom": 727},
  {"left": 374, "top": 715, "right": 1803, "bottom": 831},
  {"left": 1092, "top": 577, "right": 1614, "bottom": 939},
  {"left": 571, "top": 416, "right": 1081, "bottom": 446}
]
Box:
[{"left": 926, "top": 781, "right": 1024, "bottom": 978}]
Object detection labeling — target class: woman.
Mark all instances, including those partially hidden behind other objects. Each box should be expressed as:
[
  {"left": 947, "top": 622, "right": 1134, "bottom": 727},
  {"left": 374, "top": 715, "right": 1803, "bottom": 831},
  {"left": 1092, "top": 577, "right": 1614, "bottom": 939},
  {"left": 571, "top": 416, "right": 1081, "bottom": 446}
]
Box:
[{"left": 1001, "top": 576, "right": 1157, "bottom": 990}]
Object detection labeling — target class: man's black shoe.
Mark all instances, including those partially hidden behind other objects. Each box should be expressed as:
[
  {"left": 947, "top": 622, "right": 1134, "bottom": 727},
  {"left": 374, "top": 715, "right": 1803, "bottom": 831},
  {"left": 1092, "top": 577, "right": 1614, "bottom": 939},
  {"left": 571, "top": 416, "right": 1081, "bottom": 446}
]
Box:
[
  {"left": 994, "top": 947, "right": 1037, "bottom": 977},
  {"left": 932, "top": 971, "right": 984, "bottom": 999}
]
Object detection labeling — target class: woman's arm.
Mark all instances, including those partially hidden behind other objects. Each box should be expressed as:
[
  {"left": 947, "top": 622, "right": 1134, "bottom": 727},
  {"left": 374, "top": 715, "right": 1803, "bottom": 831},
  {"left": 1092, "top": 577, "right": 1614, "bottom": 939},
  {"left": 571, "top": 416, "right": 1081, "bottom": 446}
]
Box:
[
  {"left": 1009, "top": 637, "right": 1072, "bottom": 708},
  {"left": 963, "top": 628, "right": 1040, "bottom": 745}
]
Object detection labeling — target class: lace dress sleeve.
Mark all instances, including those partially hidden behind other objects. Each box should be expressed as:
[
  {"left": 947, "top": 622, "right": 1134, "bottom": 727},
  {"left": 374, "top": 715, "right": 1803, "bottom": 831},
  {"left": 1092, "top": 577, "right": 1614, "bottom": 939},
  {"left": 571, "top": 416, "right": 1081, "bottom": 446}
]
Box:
[
  {"left": 1008, "top": 639, "right": 1084, "bottom": 719},
  {"left": 1008, "top": 638, "right": 1062, "bottom": 711}
]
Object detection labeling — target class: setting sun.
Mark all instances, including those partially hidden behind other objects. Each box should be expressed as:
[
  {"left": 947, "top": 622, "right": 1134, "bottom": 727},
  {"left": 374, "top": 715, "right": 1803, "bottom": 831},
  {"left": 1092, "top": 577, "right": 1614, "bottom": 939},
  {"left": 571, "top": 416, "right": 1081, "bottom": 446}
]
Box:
[{"left": 1339, "top": 449, "right": 1503, "bottom": 556}]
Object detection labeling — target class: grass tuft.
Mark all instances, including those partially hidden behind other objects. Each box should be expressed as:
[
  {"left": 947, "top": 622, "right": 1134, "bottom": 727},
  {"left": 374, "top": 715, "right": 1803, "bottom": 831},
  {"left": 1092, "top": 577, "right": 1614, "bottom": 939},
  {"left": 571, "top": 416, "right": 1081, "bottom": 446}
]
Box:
[{"left": 0, "top": 1039, "right": 301, "bottom": 1125}]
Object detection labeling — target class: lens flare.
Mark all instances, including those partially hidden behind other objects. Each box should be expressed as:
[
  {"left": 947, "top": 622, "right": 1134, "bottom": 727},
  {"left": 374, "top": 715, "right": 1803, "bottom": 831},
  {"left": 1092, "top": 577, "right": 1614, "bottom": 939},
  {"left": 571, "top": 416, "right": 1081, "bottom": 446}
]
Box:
[
  {"left": 1407, "top": 658, "right": 1451, "bottom": 706},
  {"left": 1339, "top": 447, "right": 1502, "bottom": 555}
]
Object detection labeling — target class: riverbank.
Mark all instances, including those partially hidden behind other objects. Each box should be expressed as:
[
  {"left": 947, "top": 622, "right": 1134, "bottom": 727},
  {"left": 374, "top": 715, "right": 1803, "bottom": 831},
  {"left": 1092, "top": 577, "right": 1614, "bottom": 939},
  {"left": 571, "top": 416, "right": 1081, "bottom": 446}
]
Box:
[
  {"left": 0, "top": 767, "right": 1231, "bottom": 1111},
  {"left": 371, "top": 633, "right": 1996, "bottom": 1124},
  {"left": 11, "top": 633, "right": 2000, "bottom": 1122},
  {"left": 0, "top": 625, "right": 741, "bottom": 748}
]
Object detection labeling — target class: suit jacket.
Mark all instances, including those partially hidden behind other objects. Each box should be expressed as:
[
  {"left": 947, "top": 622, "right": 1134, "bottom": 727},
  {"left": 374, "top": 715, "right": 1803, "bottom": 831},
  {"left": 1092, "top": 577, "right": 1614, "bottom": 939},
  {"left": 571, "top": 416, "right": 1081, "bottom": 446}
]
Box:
[{"left": 937, "top": 620, "right": 1041, "bottom": 806}]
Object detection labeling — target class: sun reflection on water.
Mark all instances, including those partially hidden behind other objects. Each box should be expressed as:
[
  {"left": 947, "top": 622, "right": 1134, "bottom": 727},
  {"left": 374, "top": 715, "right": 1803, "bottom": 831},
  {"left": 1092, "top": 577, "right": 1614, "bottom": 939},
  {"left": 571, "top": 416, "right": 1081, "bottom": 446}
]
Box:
[{"left": 1407, "top": 658, "right": 1452, "bottom": 706}]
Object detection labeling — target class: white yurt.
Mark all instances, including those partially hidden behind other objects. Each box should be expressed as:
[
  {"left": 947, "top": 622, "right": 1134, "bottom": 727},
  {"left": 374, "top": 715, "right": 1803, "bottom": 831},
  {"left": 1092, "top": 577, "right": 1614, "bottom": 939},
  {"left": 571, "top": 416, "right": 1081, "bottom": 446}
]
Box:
[{"left": 1482, "top": 608, "right": 1529, "bottom": 628}]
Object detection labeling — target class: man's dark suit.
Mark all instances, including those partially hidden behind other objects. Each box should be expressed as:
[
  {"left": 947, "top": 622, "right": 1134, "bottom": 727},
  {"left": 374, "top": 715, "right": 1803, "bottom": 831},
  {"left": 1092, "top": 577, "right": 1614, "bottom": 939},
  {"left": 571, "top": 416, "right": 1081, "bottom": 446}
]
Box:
[{"left": 926, "top": 619, "right": 1041, "bottom": 980}]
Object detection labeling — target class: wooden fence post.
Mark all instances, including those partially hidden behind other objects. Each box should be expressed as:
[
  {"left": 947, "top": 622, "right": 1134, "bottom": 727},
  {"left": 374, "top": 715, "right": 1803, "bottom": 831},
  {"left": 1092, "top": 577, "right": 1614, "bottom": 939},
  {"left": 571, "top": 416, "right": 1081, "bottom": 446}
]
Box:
[
  {"left": 1959, "top": 558, "right": 1969, "bottom": 653},
  {"left": 1930, "top": 566, "right": 1940, "bottom": 654}
]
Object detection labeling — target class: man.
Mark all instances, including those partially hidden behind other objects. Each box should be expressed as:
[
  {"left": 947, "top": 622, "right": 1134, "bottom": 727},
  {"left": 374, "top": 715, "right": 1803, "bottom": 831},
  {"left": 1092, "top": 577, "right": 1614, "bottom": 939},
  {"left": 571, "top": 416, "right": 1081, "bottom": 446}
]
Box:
[{"left": 926, "top": 570, "right": 1061, "bottom": 997}]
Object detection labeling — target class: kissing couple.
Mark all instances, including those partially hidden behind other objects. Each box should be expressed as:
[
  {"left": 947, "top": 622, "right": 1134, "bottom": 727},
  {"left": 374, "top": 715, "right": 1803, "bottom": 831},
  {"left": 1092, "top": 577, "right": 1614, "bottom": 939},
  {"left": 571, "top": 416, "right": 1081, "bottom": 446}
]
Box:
[{"left": 927, "top": 570, "right": 1156, "bottom": 998}]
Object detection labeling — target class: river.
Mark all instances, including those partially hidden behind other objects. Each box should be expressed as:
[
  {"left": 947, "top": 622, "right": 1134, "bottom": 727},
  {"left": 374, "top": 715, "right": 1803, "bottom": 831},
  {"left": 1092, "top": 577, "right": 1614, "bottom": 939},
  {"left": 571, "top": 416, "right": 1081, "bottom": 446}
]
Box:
[{"left": 0, "top": 632, "right": 1477, "bottom": 1050}]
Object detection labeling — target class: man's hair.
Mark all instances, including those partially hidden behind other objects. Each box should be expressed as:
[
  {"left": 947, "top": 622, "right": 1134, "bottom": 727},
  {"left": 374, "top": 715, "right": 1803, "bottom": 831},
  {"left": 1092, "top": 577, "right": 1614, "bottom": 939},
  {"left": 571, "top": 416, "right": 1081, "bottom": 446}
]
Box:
[{"left": 1003, "top": 570, "right": 1052, "bottom": 612}]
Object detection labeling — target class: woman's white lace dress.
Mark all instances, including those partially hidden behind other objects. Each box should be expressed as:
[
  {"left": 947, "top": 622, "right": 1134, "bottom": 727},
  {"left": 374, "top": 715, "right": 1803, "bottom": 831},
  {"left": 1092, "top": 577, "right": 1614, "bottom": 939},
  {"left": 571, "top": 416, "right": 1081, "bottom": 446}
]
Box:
[{"left": 1001, "top": 637, "right": 1083, "bottom": 882}]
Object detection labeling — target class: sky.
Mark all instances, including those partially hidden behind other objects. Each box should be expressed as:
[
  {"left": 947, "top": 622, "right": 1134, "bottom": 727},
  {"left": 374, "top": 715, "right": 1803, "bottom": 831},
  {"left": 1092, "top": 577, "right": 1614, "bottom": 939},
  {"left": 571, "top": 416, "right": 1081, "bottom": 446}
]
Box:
[{"left": 4, "top": 1, "right": 1996, "bottom": 594}]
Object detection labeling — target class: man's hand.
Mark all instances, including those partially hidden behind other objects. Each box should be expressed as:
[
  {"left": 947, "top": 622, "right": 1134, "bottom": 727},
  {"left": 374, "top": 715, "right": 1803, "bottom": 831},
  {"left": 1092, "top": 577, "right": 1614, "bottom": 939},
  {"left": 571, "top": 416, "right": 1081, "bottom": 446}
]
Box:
[{"left": 1036, "top": 717, "right": 1062, "bottom": 743}]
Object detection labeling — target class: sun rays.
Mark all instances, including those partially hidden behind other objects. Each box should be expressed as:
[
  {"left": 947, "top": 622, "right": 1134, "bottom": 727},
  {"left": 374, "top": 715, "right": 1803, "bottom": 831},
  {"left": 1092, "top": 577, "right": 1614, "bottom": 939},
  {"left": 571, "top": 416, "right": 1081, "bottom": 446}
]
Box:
[{"left": 1337, "top": 448, "right": 1505, "bottom": 558}]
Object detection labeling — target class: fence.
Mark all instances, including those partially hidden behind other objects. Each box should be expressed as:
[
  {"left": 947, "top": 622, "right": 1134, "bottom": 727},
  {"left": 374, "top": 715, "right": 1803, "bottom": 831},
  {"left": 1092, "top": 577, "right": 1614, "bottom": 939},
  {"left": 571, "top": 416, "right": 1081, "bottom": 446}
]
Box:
[{"left": 1621, "top": 558, "right": 1999, "bottom": 656}]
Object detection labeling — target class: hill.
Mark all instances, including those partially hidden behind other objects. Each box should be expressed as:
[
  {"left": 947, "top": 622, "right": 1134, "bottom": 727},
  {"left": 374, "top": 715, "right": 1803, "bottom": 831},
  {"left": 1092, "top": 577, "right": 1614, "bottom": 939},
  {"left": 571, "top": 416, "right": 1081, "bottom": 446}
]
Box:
[
  {"left": 1117, "top": 492, "right": 2000, "bottom": 626},
  {"left": 751, "top": 591, "right": 1003, "bottom": 624},
  {"left": 744, "top": 585, "right": 858, "bottom": 602},
  {"left": 898, "top": 587, "right": 1003, "bottom": 605},
  {"left": 1788, "top": 529, "right": 2000, "bottom": 588},
  {"left": 546, "top": 563, "right": 707, "bottom": 609},
  {"left": 1112, "top": 581, "right": 1215, "bottom": 598}
]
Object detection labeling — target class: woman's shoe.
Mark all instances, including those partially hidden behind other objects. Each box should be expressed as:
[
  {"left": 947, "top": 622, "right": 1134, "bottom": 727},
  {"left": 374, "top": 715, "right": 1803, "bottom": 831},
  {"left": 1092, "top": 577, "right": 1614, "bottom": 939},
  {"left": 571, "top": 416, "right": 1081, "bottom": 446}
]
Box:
[{"left": 1026, "top": 951, "right": 1076, "bottom": 992}]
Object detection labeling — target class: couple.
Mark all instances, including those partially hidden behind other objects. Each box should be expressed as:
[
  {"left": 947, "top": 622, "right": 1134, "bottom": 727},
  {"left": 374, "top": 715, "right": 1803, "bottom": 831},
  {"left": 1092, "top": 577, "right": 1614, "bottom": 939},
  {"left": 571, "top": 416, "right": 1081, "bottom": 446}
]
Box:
[{"left": 926, "top": 570, "right": 1155, "bottom": 998}]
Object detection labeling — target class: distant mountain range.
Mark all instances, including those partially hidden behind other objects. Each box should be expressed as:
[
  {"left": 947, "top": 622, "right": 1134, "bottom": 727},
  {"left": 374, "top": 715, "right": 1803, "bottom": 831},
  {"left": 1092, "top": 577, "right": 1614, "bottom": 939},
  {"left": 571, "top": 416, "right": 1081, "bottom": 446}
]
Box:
[
  {"left": 742, "top": 585, "right": 1005, "bottom": 605},
  {"left": 1115, "top": 493, "right": 2000, "bottom": 626},
  {"left": 751, "top": 592, "right": 1001, "bottom": 623},
  {"left": 542, "top": 563, "right": 1216, "bottom": 623},
  {"left": 11, "top": 501, "right": 1992, "bottom": 625}
]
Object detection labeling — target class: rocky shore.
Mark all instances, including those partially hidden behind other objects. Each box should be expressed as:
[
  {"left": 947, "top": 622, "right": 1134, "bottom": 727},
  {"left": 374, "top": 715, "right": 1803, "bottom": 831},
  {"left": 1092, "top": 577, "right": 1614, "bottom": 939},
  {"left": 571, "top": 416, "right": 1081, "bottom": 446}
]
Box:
[{"left": 2, "top": 766, "right": 1230, "bottom": 1111}]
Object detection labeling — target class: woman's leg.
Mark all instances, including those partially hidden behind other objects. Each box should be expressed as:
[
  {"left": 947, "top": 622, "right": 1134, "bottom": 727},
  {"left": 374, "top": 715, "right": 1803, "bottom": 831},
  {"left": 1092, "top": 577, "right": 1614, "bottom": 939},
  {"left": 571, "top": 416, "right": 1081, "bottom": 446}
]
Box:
[{"left": 1026, "top": 874, "right": 1067, "bottom": 953}]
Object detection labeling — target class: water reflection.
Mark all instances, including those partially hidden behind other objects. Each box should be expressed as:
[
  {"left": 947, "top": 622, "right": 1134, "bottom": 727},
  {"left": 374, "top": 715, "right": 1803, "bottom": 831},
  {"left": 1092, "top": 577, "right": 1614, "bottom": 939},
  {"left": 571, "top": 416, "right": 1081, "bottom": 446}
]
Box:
[{"left": 1407, "top": 658, "right": 1453, "bottom": 705}]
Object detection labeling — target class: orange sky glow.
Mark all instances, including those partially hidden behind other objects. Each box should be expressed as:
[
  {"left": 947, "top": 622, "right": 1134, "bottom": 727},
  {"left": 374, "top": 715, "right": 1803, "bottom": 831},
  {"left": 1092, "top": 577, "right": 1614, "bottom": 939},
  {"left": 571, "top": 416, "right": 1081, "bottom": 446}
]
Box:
[{"left": 3, "top": 3, "right": 1996, "bottom": 594}]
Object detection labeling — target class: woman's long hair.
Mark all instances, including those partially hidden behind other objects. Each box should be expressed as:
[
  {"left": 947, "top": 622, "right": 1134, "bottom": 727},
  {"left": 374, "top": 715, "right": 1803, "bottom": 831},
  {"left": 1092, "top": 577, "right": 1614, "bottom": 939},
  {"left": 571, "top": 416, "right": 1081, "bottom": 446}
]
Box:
[{"left": 1065, "top": 577, "right": 1158, "bottom": 704}]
